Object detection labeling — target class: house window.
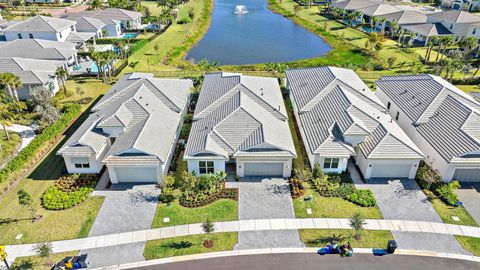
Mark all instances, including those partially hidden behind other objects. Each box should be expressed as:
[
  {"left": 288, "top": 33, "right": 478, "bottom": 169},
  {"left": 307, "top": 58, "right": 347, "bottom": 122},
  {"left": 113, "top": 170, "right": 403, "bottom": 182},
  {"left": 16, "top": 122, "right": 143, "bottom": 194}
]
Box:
[
  {"left": 71, "top": 26, "right": 75, "bottom": 31},
  {"left": 450, "top": 24, "right": 453, "bottom": 30},
  {"left": 17, "top": 33, "right": 22, "bottom": 39},
  {"left": 74, "top": 163, "right": 90, "bottom": 168},
  {"left": 323, "top": 158, "right": 339, "bottom": 169},
  {"left": 199, "top": 161, "right": 214, "bottom": 174},
  {"left": 395, "top": 111, "right": 400, "bottom": 121},
  {"left": 387, "top": 101, "right": 391, "bottom": 110},
  {"left": 29, "top": 33, "right": 33, "bottom": 39},
  {"left": 59, "top": 32, "right": 62, "bottom": 38},
  {"left": 474, "top": 28, "right": 477, "bottom": 35}
]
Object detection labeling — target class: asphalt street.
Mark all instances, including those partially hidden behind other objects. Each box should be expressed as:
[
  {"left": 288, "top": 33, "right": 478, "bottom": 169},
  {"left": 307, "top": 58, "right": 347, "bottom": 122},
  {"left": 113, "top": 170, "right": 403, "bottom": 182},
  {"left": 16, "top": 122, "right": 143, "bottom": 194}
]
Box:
[{"left": 131, "top": 253, "right": 480, "bottom": 270}]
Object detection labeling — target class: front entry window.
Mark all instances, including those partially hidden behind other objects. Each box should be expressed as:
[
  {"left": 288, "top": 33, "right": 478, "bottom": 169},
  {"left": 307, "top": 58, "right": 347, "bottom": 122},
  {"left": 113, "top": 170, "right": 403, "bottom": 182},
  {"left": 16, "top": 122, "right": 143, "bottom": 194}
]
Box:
[
  {"left": 323, "top": 158, "right": 339, "bottom": 169},
  {"left": 199, "top": 161, "right": 214, "bottom": 174},
  {"left": 74, "top": 162, "right": 90, "bottom": 168}
]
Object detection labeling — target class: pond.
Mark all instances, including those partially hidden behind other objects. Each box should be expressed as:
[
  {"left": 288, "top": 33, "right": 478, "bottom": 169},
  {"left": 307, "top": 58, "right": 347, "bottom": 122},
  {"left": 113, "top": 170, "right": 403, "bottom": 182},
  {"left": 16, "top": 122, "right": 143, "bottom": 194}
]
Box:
[{"left": 185, "top": 0, "right": 332, "bottom": 65}]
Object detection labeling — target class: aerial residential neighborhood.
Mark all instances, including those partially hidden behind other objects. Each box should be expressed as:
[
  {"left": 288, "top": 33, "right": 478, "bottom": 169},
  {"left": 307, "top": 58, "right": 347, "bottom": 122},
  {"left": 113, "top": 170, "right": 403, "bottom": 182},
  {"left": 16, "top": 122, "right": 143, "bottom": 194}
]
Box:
[{"left": 0, "top": 0, "right": 479, "bottom": 269}]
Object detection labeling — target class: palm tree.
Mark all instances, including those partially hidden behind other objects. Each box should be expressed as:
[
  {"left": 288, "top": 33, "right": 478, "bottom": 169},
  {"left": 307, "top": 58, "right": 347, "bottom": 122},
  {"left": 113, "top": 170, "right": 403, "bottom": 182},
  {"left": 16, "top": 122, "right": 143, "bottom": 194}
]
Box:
[
  {"left": 397, "top": 28, "right": 405, "bottom": 47},
  {"left": 370, "top": 16, "right": 378, "bottom": 33},
  {"left": 378, "top": 17, "right": 387, "bottom": 35},
  {"left": 438, "top": 36, "right": 454, "bottom": 63},
  {"left": 408, "top": 32, "right": 417, "bottom": 47},
  {"left": 0, "top": 105, "right": 13, "bottom": 141},
  {"left": 89, "top": 0, "right": 101, "bottom": 10},
  {"left": 0, "top": 73, "right": 14, "bottom": 99},
  {"left": 389, "top": 21, "right": 399, "bottom": 38},
  {"left": 55, "top": 67, "right": 68, "bottom": 97},
  {"left": 11, "top": 75, "right": 21, "bottom": 102},
  {"left": 458, "top": 36, "right": 478, "bottom": 59},
  {"left": 425, "top": 36, "right": 438, "bottom": 62}
]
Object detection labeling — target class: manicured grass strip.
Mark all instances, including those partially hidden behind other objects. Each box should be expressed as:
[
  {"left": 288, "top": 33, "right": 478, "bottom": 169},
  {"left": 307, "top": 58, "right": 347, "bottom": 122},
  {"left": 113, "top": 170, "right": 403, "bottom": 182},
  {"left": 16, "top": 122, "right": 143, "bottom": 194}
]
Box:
[
  {"left": 284, "top": 97, "right": 308, "bottom": 169},
  {"left": 300, "top": 229, "right": 393, "bottom": 248},
  {"left": 293, "top": 182, "right": 383, "bottom": 219},
  {"left": 0, "top": 132, "right": 21, "bottom": 166},
  {"left": 455, "top": 236, "right": 480, "bottom": 256},
  {"left": 429, "top": 197, "right": 478, "bottom": 227},
  {"left": 456, "top": 84, "right": 480, "bottom": 94},
  {"left": 12, "top": 251, "right": 79, "bottom": 270},
  {"left": 144, "top": 232, "right": 238, "bottom": 259},
  {"left": 152, "top": 199, "right": 238, "bottom": 228}
]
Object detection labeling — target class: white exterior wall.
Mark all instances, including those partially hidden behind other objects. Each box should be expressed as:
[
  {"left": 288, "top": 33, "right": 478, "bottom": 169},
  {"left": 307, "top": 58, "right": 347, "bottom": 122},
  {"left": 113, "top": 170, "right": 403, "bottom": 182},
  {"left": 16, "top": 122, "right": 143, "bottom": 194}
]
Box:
[
  {"left": 376, "top": 86, "right": 456, "bottom": 181},
  {"left": 5, "top": 26, "right": 74, "bottom": 42},
  {"left": 187, "top": 159, "right": 226, "bottom": 175},
  {"left": 63, "top": 143, "right": 108, "bottom": 174},
  {"left": 18, "top": 78, "right": 59, "bottom": 101},
  {"left": 467, "top": 25, "right": 480, "bottom": 39},
  {"left": 236, "top": 156, "right": 293, "bottom": 178},
  {"left": 317, "top": 155, "right": 349, "bottom": 174},
  {"left": 426, "top": 17, "right": 472, "bottom": 40},
  {"left": 103, "top": 24, "right": 122, "bottom": 37}
]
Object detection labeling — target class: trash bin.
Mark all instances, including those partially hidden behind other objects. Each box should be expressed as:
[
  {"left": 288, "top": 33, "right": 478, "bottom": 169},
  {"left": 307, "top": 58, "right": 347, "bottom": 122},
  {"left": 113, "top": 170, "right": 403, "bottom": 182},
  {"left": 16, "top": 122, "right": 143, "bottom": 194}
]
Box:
[{"left": 387, "top": 240, "right": 398, "bottom": 254}]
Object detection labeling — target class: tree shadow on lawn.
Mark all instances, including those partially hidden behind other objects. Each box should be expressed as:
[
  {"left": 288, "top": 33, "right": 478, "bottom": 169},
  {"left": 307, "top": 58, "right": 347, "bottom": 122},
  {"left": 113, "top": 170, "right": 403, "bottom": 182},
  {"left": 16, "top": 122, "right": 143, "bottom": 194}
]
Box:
[
  {"left": 11, "top": 259, "right": 33, "bottom": 270},
  {"left": 162, "top": 241, "right": 193, "bottom": 249},
  {"left": 29, "top": 96, "right": 103, "bottom": 181},
  {"left": 306, "top": 233, "right": 347, "bottom": 246}
]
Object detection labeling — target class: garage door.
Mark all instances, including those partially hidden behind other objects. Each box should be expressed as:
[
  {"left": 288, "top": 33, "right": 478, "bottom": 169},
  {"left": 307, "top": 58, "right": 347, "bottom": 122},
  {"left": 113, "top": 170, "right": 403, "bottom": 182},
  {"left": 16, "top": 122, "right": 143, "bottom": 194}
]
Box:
[
  {"left": 244, "top": 162, "right": 284, "bottom": 177},
  {"left": 113, "top": 167, "right": 157, "bottom": 182},
  {"left": 453, "top": 169, "right": 480, "bottom": 182},
  {"left": 371, "top": 165, "right": 411, "bottom": 178}
]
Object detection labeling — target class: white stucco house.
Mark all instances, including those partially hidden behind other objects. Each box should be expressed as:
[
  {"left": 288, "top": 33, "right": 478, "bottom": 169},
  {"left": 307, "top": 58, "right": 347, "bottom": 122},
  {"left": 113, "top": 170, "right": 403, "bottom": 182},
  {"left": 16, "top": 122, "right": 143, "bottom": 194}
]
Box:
[
  {"left": 286, "top": 67, "right": 424, "bottom": 179},
  {"left": 63, "top": 15, "right": 106, "bottom": 39},
  {"left": 376, "top": 75, "right": 480, "bottom": 182},
  {"left": 57, "top": 73, "right": 193, "bottom": 184},
  {"left": 76, "top": 8, "right": 142, "bottom": 31},
  {"left": 184, "top": 72, "right": 296, "bottom": 178},
  {"left": 2, "top": 15, "right": 77, "bottom": 42},
  {"left": 0, "top": 57, "right": 62, "bottom": 100},
  {"left": 427, "top": 10, "right": 480, "bottom": 41}
]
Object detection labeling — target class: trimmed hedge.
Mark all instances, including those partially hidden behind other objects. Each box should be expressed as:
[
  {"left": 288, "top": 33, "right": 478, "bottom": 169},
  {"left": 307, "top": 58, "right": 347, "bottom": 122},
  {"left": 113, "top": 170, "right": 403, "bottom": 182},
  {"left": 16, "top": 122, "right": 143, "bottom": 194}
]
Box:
[
  {"left": 0, "top": 104, "right": 81, "bottom": 184},
  {"left": 42, "top": 186, "right": 93, "bottom": 210},
  {"left": 346, "top": 190, "right": 377, "bottom": 207}
]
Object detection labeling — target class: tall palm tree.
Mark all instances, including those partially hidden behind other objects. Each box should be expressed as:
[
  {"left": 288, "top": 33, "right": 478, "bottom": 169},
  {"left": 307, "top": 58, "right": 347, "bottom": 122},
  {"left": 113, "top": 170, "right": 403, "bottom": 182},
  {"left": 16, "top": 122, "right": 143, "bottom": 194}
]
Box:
[
  {"left": 458, "top": 36, "right": 478, "bottom": 59},
  {"left": 0, "top": 73, "right": 21, "bottom": 101},
  {"left": 389, "top": 21, "right": 399, "bottom": 37},
  {"left": 55, "top": 67, "right": 68, "bottom": 97},
  {"left": 0, "top": 73, "right": 14, "bottom": 99},
  {"left": 408, "top": 32, "right": 417, "bottom": 47},
  {"left": 0, "top": 105, "right": 13, "bottom": 141},
  {"left": 397, "top": 28, "right": 405, "bottom": 47},
  {"left": 439, "top": 36, "right": 454, "bottom": 62}
]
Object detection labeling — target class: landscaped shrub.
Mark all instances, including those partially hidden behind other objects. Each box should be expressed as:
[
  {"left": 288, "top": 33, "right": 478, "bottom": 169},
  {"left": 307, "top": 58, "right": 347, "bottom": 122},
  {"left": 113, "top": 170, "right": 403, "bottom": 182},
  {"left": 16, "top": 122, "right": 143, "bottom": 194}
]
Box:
[
  {"left": 290, "top": 178, "right": 305, "bottom": 198},
  {"left": 0, "top": 104, "right": 81, "bottom": 185},
  {"left": 310, "top": 172, "right": 355, "bottom": 198},
  {"left": 346, "top": 190, "right": 376, "bottom": 207},
  {"left": 435, "top": 181, "right": 460, "bottom": 206},
  {"left": 42, "top": 173, "right": 98, "bottom": 210}
]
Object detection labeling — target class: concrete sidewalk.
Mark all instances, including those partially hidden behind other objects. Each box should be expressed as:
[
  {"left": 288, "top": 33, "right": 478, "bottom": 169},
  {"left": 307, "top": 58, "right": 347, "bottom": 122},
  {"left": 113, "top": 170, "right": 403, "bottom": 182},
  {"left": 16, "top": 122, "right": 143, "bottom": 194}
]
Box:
[{"left": 6, "top": 218, "right": 480, "bottom": 261}]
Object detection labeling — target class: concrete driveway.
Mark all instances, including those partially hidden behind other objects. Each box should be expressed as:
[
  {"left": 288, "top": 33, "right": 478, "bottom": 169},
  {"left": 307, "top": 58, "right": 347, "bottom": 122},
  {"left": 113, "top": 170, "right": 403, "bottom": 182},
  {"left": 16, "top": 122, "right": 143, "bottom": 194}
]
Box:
[
  {"left": 80, "top": 183, "right": 160, "bottom": 268},
  {"left": 362, "top": 179, "right": 470, "bottom": 255},
  {"left": 227, "top": 177, "right": 305, "bottom": 249},
  {"left": 456, "top": 182, "right": 480, "bottom": 225}
]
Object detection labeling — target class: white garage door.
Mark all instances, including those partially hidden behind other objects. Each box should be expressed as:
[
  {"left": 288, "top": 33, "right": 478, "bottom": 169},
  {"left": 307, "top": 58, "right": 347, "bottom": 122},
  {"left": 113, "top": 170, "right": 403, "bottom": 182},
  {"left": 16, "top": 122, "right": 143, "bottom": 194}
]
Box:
[
  {"left": 453, "top": 169, "right": 480, "bottom": 182},
  {"left": 244, "top": 162, "right": 284, "bottom": 177},
  {"left": 371, "top": 164, "right": 411, "bottom": 178},
  {"left": 114, "top": 167, "right": 157, "bottom": 183}
]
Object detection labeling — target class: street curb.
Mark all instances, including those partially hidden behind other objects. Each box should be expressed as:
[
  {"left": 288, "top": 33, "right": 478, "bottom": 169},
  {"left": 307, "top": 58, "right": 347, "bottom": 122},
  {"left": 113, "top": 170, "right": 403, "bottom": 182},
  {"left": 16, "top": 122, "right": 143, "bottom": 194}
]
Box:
[{"left": 88, "top": 247, "right": 480, "bottom": 269}]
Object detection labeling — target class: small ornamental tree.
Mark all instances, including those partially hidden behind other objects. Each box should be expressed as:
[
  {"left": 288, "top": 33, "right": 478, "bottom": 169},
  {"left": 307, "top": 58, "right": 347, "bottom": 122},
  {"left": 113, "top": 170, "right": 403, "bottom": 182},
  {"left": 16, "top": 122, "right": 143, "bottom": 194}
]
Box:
[
  {"left": 294, "top": 166, "right": 312, "bottom": 182},
  {"left": 34, "top": 242, "right": 53, "bottom": 266},
  {"left": 416, "top": 162, "right": 442, "bottom": 190},
  {"left": 202, "top": 219, "right": 215, "bottom": 248},
  {"left": 312, "top": 163, "right": 324, "bottom": 179},
  {"left": 159, "top": 174, "right": 175, "bottom": 204},
  {"left": 18, "top": 189, "right": 39, "bottom": 221},
  {"left": 349, "top": 213, "right": 366, "bottom": 240}
]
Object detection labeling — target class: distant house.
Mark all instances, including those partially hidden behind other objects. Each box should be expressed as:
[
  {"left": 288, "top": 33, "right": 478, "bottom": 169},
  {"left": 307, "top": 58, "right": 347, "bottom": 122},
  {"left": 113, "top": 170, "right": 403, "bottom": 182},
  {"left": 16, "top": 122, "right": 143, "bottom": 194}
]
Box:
[
  {"left": 57, "top": 73, "right": 192, "bottom": 184},
  {"left": 0, "top": 57, "right": 62, "bottom": 100},
  {"left": 402, "top": 23, "right": 453, "bottom": 45},
  {"left": 184, "top": 73, "right": 296, "bottom": 178},
  {"left": 75, "top": 8, "right": 142, "bottom": 32},
  {"left": 441, "top": 0, "right": 480, "bottom": 12},
  {"left": 427, "top": 10, "right": 480, "bottom": 41},
  {"left": 286, "top": 67, "right": 424, "bottom": 179},
  {"left": 0, "top": 39, "right": 78, "bottom": 70},
  {"left": 63, "top": 15, "right": 106, "bottom": 38},
  {"left": 376, "top": 74, "right": 480, "bottom": 182},
  {"left": 332, "top": 0, "right": 381, "bottom": 11},
  {"left": 357, "top": 3, "right": 401, "bottom": 26}
]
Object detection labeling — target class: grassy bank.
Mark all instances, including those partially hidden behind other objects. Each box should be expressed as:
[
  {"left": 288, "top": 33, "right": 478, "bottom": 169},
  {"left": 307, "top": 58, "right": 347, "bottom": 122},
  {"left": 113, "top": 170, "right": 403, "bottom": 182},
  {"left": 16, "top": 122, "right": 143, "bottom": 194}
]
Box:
[
  {"left": 144, "top": 232, "right": 237, "bottom": 259},
  {"left": 300, "top": 229, "right": 392, "bottom": 248},
  {"left": 0, "top": 132, "right": 21, "bottom": 166},
  {"left": 456, "top": 236, "right": 480, "bottom": 256}
]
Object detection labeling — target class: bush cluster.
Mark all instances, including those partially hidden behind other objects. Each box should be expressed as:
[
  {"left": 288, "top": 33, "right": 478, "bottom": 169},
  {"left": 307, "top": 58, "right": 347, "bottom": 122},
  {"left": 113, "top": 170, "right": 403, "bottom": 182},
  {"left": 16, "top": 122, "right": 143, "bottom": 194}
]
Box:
[
  {"left": 0, "top": 104, "right": 81, "bottom": 184},
  {"left": 42, "top": 186, "right": 93, "bottom": 210},
  {"left": 346, "top": 190, "right": 376, "bottom": 207},
  {"left": 311, "top": 172, "right": 355, "bottom": 198},
  {"left": 435, "top": 181, "right": 461, "bottom": 206},
  {"left": 55, "top": 174, "right": 98, "bottom": 192},
  {"left": 289, "top": 178, "right": 305, "bottom": 198}
]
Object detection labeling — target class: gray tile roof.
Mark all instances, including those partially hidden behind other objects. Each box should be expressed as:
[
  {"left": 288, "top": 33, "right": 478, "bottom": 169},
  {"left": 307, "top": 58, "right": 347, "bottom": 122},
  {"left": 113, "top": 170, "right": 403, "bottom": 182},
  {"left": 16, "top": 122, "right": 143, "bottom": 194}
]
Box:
[
  {"left": 185, "top": 73, "right": 296, "bottom": 159},
  {"left": 3, "top": 15, "right": 75, "bottom": 32},
  {"left": 66, "top": 31, "right": 95, "bottom": 43},
  {"left": 58, "top": 73, "right": 192, "bottom": 164},
  {"left": 75, "top": 8, "right": 141, "bottom": 21},
  {"left": 0, "top": 57, "right": 62, "bottom": 85},
  {"left": 286, "top": 67, "right": 424, "bottom": 160},
  {"left": 428, "top": 10, "right": 480, "bottom": 23},
  {"left": 63, "top": 16, "right": 106, "bottom": 32},
  {"left": 0, "top": 39, "right": 76, "bottom": 61},
  {"left": 377, "top": 74, "right": 480, "bottom": 162},
  {"left": 380, "top": 10, "right": 428, "bottom": 25},
  {"left": 357, "top": 3, "right": 401, "bottom": 17},
  {"left": 403, "top": 23, "right": 453, "bottom": 37},
  {"left": 332, "top": 0, "right": 381, "bottom": 11}
]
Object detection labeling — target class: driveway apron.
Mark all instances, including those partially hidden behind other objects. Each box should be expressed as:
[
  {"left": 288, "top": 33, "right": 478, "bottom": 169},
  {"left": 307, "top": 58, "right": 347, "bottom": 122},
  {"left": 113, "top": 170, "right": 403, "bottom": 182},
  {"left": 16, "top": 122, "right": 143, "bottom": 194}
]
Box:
[
  {"left": 80, "top": 183, "right": 160, "bottom": 268},
  {"left": 456, "top": 183, "right": 480, "bottom": 225},
  {"left": 227, "top": 177, "right": 305, "bottom": 249},
  {"left": 362, "top": 179, "right": 470, "bottom": 255}
]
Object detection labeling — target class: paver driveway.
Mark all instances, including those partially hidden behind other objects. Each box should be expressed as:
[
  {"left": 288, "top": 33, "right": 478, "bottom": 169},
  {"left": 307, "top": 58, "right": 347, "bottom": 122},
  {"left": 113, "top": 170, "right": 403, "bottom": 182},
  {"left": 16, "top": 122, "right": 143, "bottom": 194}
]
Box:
[
  {"left": 227, "top": 177, "right": 305, "bottom": 249},
  {"left": 80, "top": 183, "right": 160, "bottom": 268},
  {"left": 361, "top": 179, "right": 470, "bottom": 255},
  {"left": 456, "top": 182, "right": 480, "bottom": 225}
]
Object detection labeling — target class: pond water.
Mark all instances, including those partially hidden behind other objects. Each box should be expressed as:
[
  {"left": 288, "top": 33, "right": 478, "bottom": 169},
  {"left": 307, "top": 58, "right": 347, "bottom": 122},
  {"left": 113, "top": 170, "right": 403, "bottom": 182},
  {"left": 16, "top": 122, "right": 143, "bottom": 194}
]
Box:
[{"left": 185, "top": 0, "right": 332, "bottom": 65}]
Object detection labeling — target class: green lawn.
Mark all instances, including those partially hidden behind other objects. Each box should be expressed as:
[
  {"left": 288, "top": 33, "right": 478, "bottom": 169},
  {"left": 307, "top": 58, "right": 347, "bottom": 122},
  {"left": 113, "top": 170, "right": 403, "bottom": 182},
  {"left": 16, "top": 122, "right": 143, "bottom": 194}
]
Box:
[
  {"left": 152, "top": 199, "right": 238, "bottom": 228},
  {"left": 429, "top": 197, "right": 478, "bottom": 227},
  {"left": 294, "top": 182, "right": 383, "bottom": 219},
  {"left": 123, "top": 0, "right": 209, "bottom": 73},
  {"left": 12, "top": 251, "right": 78, "bottom": 270},
  {"left": 144, "top": 232, "right": 237, "bottom": 259},
  {"left": 456, "top": 84, "right": 480, "bottom": 94},
  {"left": 300, "top": 229, "right": 392, "bottom": 248},
  {"left": 141, "top": 1, "right": 164, "bottom": 15},
  {"left": 56, "top": 78, "right": 112, "bottom": 110},
  {"left": 456, "top": 236, "right": 480, "bottom": 256},
  {"left": 0, "top": 132, "right": 21, "bottom": 166}
]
